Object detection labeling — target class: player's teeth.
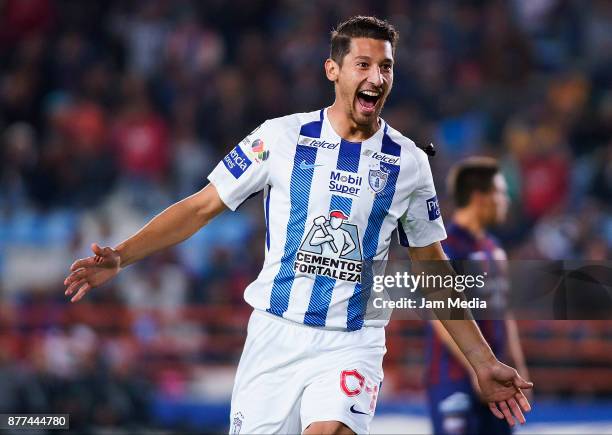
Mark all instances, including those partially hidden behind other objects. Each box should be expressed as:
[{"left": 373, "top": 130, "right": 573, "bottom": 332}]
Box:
[{"left": 361, "top": 91, "right": 379, "bottom": 96}]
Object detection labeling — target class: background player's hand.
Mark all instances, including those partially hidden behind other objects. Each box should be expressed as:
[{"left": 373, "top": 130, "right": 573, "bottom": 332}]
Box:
[
  {"left": 64, "top": 243, "right": 121, "bottom": 302},
  {"left": 475, "top": 359, "right": 533, "bottom": 427},
  {"left": 323, "top": 235, "right": 334, "bottom": 242}
]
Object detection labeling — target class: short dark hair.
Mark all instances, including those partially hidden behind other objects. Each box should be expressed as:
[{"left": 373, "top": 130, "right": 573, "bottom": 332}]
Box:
[
  {"left": 330, "top": 16, "right": 399, "bottom": 65},
  {"left": 447, "top": 157, "right": 500, "bottom": 208}
]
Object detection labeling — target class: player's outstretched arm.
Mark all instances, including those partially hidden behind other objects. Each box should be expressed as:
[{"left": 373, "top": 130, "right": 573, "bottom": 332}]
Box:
[
  {"left": 64, "top": 183, "right": 227, "bottom": 302},
  {"left": 408, "top": 242, "right": 533, "bottom": 427}
]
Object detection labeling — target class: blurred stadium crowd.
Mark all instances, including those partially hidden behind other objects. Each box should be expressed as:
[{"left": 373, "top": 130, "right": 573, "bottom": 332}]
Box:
[{"left": 1, "top": 0, "right": 611, "bottom": 432}]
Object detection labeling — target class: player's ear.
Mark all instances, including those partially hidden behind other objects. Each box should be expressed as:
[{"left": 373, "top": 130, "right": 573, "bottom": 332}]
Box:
[
  {"left": 472, "top": 191, "right": 487, "bottom": 208},
  {"left": 325, "top": 58, "right": 340, "bottom": 82}
]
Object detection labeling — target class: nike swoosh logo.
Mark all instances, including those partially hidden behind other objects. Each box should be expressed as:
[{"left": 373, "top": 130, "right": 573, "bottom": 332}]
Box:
[
  {"left": 350, "top": 405, "right": 368, "bottom": 415},
  {"left": 299, "top": 160, "right": 323, "bottom": 170}
]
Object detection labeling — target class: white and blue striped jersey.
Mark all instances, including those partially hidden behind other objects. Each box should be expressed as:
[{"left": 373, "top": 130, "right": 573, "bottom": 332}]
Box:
[{"left": 208, "top": 108, "right": 446, "bottom": 330}]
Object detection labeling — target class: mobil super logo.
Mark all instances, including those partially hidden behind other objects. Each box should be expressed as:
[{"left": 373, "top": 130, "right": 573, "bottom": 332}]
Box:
[{"left": 329, "top": 170, "right": 363, "bottom": 198}]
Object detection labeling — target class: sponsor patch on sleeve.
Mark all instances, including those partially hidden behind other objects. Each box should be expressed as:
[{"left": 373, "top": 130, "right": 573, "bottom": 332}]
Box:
[
  {"left": 426, "top": 195, "right": 441, "bottom": 220},
  {"left": 223, "top": 145, "right": 252, "bottom": 179},
  {"left": 247, "top": 138, "right": 269, "bottom": 163}
]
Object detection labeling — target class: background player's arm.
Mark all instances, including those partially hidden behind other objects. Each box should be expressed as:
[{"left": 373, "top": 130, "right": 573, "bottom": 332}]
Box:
[
  {"left": 430, "top": 319, "right": 483, "bottom": 394},
  {"left": 64, "top": 184, "right": 226, "bottom": 301},
  {"left": 430, "top": 320, "right": 473, "bottom": 372},
  {"left": 408, "top": 241, "right": 532, "bottom": 426}
]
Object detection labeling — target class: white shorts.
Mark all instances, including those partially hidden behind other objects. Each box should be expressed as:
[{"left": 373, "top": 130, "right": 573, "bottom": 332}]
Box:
[{"left": 229, "top": 310, "right": 386, "bottom": 434}]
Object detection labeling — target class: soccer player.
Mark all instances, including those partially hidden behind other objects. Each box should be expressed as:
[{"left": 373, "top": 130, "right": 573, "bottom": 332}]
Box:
[
  {"left": 426, "top": 157, "right": 530, "bottom": 434},
  {"left": 64, "top": 17, "right": 532, "bottom": 434}
]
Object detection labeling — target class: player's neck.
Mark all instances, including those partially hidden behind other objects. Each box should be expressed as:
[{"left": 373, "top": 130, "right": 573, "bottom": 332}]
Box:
[
  {"left": 453, "top": 209, "right": 486, "bottom": 239},
  {"left": 327, "top": 102, "right": 381, "bottom": 142}
]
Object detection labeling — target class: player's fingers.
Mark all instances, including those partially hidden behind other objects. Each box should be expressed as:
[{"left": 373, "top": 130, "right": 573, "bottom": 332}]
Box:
[
  {"left": 508, "top": 398, "right": 525, "bottom": 424},
  {"left": 64, "top": 268, "right": 87, "bottom": 285},
  {"left": 91, "top": 243, "right": 104, "bottom": 256},
  {"left": 514, "top": 374, "right": 533, "bottom": 390},
  {"left": 498, "top": 400, "right": 515, "bottom": 427},
  {"left": 71, "top": 283, "right": 91, "bottom": 303},
  {"left": 65, "top": 279, "right": 86, "bottom": 296},
  {"left": 70, "top": 257, "right": 96, "bottom": 272},
  {"left": 488, "top": 402, "right": 504, "bottom": 420},
  {"left": 515, "top": 389, "right": 531, "bottom": 412}
]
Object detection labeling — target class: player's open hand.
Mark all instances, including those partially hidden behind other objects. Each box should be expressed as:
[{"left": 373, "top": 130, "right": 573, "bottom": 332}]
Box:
[
  {"left": 64, "top": 243, "right": 121, "bottom": 302},
  {"left": 476, "top": 359, "right": 533, "bottom": 427}
]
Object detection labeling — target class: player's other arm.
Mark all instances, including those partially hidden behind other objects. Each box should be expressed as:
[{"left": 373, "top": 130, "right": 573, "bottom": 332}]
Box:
[
  {"left": 408, "top": 241, "right": 533, "bottom": 426},
  {"left": 505, "top": 314, "right": 530, "bottom": 394},
  {"left": 64, "top": 183, "right": 226, "bottom": 302}
]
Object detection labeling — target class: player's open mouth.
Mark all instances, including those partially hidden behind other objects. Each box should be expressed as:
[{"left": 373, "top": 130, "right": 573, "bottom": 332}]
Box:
[{"left": 356, "top": 89, "right": 381, "bottom": 114}]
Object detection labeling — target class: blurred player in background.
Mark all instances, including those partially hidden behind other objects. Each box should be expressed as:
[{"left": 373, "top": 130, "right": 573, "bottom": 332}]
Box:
[
  {"left": 64, "top": 17, "right": 531, "bottom": 434},
  {"left": 426, "top": 157, "right": 530, "bottom": 435}
]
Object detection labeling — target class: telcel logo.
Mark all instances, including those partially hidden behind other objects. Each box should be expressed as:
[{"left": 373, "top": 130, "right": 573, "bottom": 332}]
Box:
[
  {"left": 371, "top": 152, "right": 400, "bottom": 165},
  {"left": 299, "top": 136, "right": 339, "bottom": 150},
  {"left": 362, "top": 149, "right": 400, "bottom": 165}
]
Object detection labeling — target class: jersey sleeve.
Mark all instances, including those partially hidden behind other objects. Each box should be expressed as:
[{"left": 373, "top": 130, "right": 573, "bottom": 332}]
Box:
[
  {"left": 207, "top": 121, "right": 275, "bottom": 211},
  {"left": 397, "top": 151, "right": 447, "bottom": 247}
]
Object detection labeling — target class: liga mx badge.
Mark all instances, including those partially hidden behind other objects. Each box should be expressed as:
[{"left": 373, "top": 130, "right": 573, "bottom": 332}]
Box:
[
  {"left": 368, "top": 168, "right": 389, "bottom": 193},
  {"left": 231, "top": 412, "right": 244, "bottom": 435}
]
